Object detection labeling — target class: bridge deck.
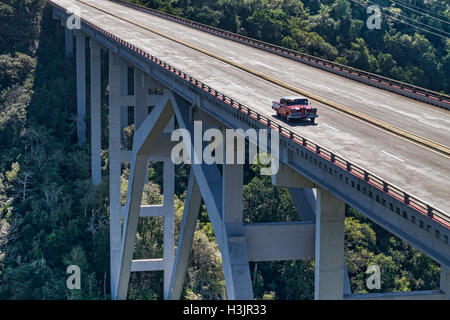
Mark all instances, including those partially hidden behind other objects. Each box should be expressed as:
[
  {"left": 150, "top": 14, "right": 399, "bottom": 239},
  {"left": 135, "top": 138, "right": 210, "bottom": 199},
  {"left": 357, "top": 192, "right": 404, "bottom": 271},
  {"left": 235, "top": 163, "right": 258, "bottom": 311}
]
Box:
[{"left": 52, "top": 0, "right": 450, "bottom": 215}]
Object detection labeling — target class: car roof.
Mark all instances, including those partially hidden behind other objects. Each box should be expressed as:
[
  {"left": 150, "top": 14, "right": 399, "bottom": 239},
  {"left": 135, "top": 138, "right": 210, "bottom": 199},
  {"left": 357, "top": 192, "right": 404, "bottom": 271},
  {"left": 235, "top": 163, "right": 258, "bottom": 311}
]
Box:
[{"left": 281, "top": 95, "right": 308, "bottom": 100}]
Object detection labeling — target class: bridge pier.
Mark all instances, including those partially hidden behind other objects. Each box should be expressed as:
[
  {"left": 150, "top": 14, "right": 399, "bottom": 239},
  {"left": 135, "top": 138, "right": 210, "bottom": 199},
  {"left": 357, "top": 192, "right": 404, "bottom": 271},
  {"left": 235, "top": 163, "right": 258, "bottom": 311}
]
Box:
[
  {"left": 125, "top": 158, "right": 175, "bottom": 299},
  {"left": 75, "top": 30, "right": 86, "bottom": 144},
  {"left": 109, "top": 52, "right": 123, "bottom": 295},
  {"left": 315, "top": 188, "right": 345, "bottom": 300},
  {"left": 288, "top": 188, "right": 316, "bottom": 222},
  {"left": 221, "top": 162, "right": 254, "bottom": 299},
  {"left": 120, "top": 64, "right": 129, "bottom": 147},
  {"left": 113, "top": 90, "right": 175, "bottom": 300},
  {"left": 90, "top": 40, "right": 102, "bottom": 185},
  {"left": 169, "top": 171, "right": 202, "bottom": 299},
  {"left": 441, "top": 266, "right": 450, "bottom": 299},
  {"left": 103, "top": 54, "right": 179, "bottom": 299},
  {"left": 134, "top": 68, "right": 148, "bottom": 129},
  {"left": 162, "top": 159, "right": 175, "bottom": 298},
  {"left": 65, "top": 27, "right": 73, "bottom": 58},
  {"left": 273, "top": 164, "right": 347, "bottom": 299},
  {"left": 169, "top": 97, "right": 254, "bottom": 300}
]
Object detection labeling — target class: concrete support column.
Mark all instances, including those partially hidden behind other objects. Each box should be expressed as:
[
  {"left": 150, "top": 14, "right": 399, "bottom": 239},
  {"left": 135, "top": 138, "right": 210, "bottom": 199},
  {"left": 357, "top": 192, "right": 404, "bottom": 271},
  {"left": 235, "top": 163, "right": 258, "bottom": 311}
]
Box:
[
  {"left": 441, "top": 266, "right": 450, "bottom": 299},
  {"left": 115, "top": 153, "right": 148, "bottom": 300},
  {"left": 114, "top": 91, "right": 175, "bottom": 300},
  {"left": 163, "top": 159, "right": 175, "bottom": 299},
  {"left": 134, "top": 68, "right": 148, "bottom": 130},
  {"left": 76, "top": 31, "right": 86, "bottom": 144},
  {"left": 315, "top": 188, "right": 345, "bottom": 300},
  {"left": 65, "top": 28, "right": 73, "bottom": 57},
  {"left": 169, "top": 171, "right": 202, "bottom": 300},
  {"left": 90, "top": 40, "right": 102, "bottom": 185},
  {"left": 288, "top": 188, "right": 316, "bottom": 222},
  {"left": 134, "top": 69, "right": 150, "bottom": 186},
  {"left": 221, "top": 163, "right": 254, "bottom": 300},
  {"left": 121, "top": 107, "right": 129, "bottom": 147},
  {"left": 344, "top": 263, "right": 352, "bottom": 295},
  {"left": 120, "top": 65, "right": 129, "bottom": 147},
  {"left": 109, "top": 52, "right": 123, "bottom": 294}
]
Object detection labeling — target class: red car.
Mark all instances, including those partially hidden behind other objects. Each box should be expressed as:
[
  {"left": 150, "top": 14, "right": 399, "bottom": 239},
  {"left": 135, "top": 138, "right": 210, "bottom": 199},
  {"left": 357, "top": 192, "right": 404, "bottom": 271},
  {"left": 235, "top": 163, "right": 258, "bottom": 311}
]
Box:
[{"left": 272, "top": 96, "right": 318, "bottom": 123}]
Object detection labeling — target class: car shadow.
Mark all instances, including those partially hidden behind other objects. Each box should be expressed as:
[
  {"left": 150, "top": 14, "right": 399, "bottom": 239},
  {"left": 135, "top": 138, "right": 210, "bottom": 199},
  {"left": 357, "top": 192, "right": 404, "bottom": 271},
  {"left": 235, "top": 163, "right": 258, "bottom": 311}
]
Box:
[{"left": 271, "top": 114, "right": 318, "bottom": 126}]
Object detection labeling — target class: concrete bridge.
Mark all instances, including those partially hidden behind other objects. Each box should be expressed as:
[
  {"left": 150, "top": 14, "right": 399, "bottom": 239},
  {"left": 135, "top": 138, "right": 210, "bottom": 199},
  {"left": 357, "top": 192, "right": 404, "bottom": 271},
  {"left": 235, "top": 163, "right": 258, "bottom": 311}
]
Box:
[{"left": 49, "top": 0, "right": 449, "bottom": 300}]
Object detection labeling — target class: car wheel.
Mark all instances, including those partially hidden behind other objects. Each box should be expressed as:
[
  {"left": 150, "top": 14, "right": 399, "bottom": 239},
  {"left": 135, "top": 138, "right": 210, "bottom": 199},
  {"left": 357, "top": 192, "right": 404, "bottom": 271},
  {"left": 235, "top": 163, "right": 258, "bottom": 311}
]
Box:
[{"left": 310, "top": 118, "right": 315, "bottom": 124}]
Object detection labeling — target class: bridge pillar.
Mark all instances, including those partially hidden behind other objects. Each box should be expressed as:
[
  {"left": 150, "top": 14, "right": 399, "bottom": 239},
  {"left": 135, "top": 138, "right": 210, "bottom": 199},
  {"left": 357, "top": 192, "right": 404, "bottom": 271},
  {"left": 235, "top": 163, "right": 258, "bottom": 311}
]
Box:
[
  {"left": 221, "top": 162, "right": 254, "bottom": 300},
  {"left": 109, "top": 52, "right": 124, "bottom": 295},
  {"left": 169, "top": 94, "right": 253, "bottom": 300},
  {"left": 168, "top": 171, "right": 202, "bottom": 300},
  {"left": 134, "top": 68, "right": 148, "bottom": 184},
  {"left": 315, "top": 188, "right": 345, "bottom": 300},
  {"left": 120, "top": 65, "right": 129, "bottom": 146},
  {"left": 162, "top": 159, "right": 175, "bottom": 298},
  {"left": 441, "top": 266, "right": 450, "bottom": 299},
  {"left": 288, "top": 188, "right": 316, "bottom": 222},
  {"left": 134, "top": 68, "right": 148, "bottom": 130},
  {"left": 114, "top": 91, "right": 175, "bottom": 300},
  {"left": 90, "top": 40, "right": 102, "bottom": 185},
  {"left": 131, "top": 70, "right": 176, "bottom": 298},
  {"left": 273, "top": 164, "right": 316, "bottom": 221},
  {"left": 75, "top": 30, "right": 86, "bottom": 144},
  {"left": 65, "top": 27, "right": 73, "bottom": 58}
]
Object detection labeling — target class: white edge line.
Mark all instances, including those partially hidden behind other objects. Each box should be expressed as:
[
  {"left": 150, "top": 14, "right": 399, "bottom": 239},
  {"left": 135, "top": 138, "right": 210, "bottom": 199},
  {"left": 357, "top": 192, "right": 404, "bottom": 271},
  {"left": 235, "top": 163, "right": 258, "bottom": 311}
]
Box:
[
  {"left": 321, "top": 123, "right": 338, "bottom": 131},
  {"left": 382, "top": 150, "right": 404, "bottom": 162}
]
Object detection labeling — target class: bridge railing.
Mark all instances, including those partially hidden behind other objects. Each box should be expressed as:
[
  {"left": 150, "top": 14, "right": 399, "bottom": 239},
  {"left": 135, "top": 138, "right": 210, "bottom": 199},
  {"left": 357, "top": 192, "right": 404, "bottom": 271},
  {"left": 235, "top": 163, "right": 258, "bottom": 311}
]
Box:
[
  {"left": 109, "top": 0, "right": 450, "bottom": 109},
  {"left": 49, "top": 0, "right": 450, "bottom": 229}
]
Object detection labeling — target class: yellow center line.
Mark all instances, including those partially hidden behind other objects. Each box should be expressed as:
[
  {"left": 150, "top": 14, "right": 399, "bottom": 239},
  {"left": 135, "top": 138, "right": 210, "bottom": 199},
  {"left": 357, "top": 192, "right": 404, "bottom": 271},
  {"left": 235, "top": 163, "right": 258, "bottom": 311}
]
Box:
[{"left": 75, "top": 0, "right": 450, "bottom": 157}]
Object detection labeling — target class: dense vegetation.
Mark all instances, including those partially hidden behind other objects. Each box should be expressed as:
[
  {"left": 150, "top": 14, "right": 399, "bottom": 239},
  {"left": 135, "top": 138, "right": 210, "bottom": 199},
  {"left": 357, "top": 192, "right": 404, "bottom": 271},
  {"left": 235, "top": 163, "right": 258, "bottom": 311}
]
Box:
[{"left": 0, "top": 0, "right": 443, "bottom": 299}]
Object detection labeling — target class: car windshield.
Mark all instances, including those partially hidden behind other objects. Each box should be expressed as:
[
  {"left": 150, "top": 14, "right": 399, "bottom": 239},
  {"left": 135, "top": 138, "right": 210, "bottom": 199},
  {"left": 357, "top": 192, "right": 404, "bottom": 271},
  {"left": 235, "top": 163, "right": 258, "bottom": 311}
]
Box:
[{"left": 286, "top": 99, "right": 308, "bottom": 106}]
